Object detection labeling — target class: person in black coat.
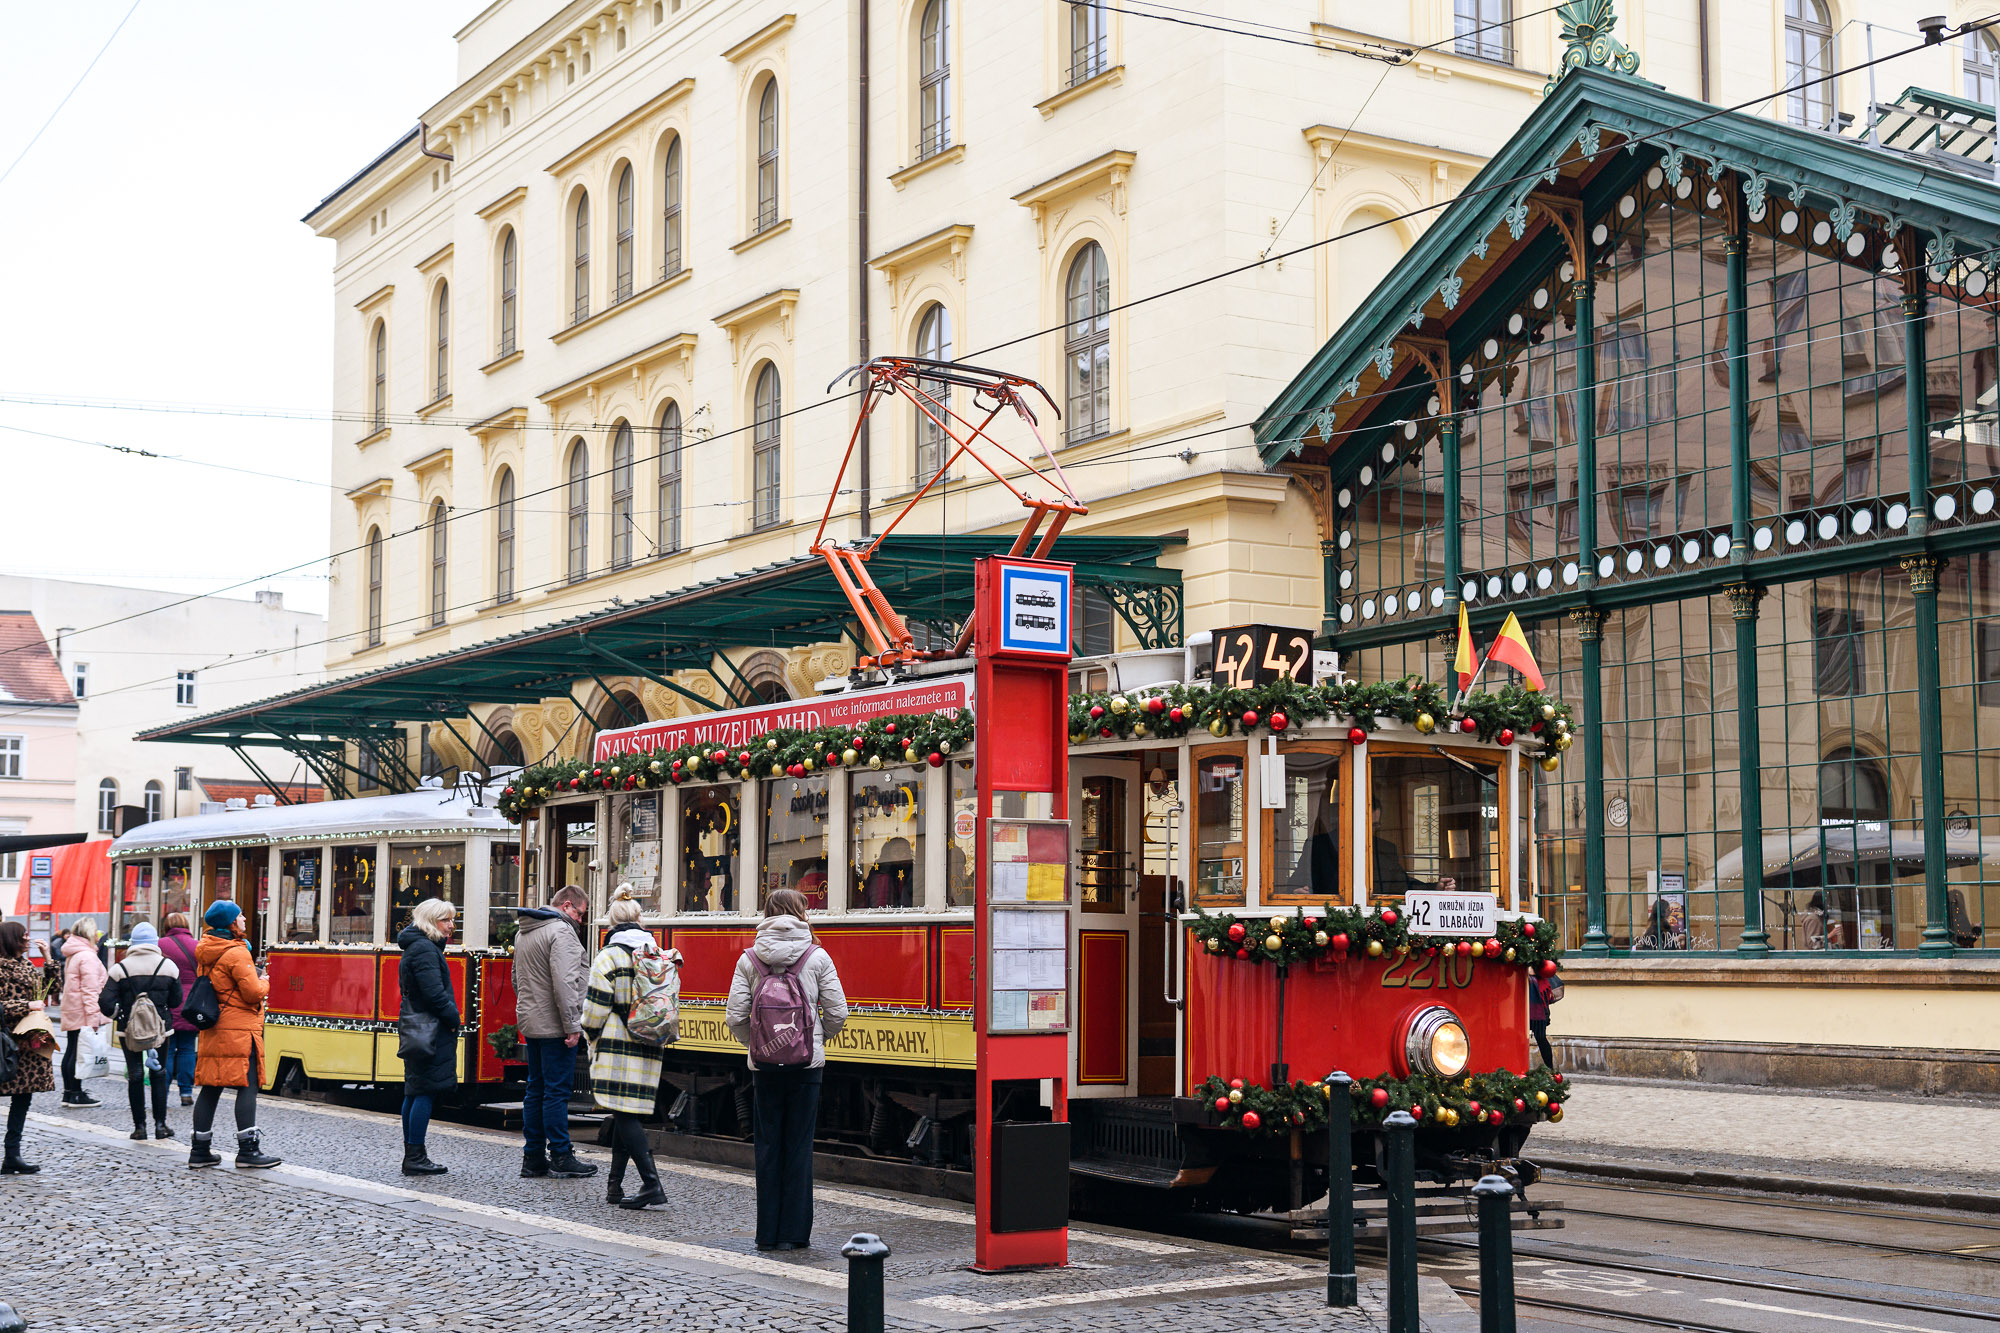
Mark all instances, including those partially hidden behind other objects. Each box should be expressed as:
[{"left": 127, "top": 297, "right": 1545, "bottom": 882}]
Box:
[
  {"left": 396, "top": 900, "right": 462, "bottom": 1176},
  {"left": 101, "top": 922, "right": 183, "bottom": 1142}
]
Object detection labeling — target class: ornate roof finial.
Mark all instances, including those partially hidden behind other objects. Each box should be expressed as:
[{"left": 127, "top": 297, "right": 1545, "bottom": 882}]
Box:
[{"left": 1544, "top": 0, "right": 1642, "bottom": 95}]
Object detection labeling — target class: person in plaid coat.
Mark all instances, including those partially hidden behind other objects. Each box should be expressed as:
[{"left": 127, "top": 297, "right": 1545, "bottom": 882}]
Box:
[{"left": 582, "top": 892, "right": 671, "bottom": 1210}]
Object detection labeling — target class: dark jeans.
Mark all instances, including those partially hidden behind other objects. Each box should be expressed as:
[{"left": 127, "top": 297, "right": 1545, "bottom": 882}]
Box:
[
  {"left": 1531, "top": 1020, "right": 1554, "bottom": 1069},
  {"left": 402, "top": 1092, "right": 433, "bottom": 1147},
  {"left": 60, "top": 1029, "right": 81, "bottom": 1094},
  {"left": 192, "top": 1080, "right": 258, "bottom": 1137},
  {"left": 124, "top": 1048, "right": 168, "bottom": 1126},
  {"left": 165, "top": 1031, "right": 198, "bottom": 1097},
  {"left": 752, "top": 1066, "right": 822, "bottom": 1248},
  {"left": 522, "top": 1037, "right": 576, "bottom": 1158},
  {"left": 5, "top": 1093, "right": 28, "bottom": 1155},
  {"left": 607, "top": 1110, "right": 660, "bottom": 1192}
]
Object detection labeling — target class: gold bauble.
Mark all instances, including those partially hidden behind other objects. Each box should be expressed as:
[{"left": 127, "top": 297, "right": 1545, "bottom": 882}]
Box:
[
  {"left": 1314, "top": 931, "right": 1329, "bottom": 947},
  {"left": 1108, "top": 695, "right": 1130, "bottom": 714},
  {"left": 904, "top": 747, "right": 919, "bottom": 763},
  {"left": 1396, "top": 944, "right": 1409, "bottom": 957},
  {"left": 770, "top": 763, "right": 784, "bottom": 777},
  {"left": 868, "top": 755, "right": 884, "bottom": 770},
  {"left": 1206, "top": 938, "right": 1222, "bottom": 953},
  {"left": 1132, "top": 722, "right": 1148, "bottom": 737},
  {"left": 1549, "top": 1105, "right": 1564, "bottom": 1122},
  {"left": 1541, "top": 703, "right": 1556, "bottom": 720},
  {"left": 1535, "top": 1091, "right": 1549, "bottom": 1106},
  {"left": 1265, "top": 934, "right": 1282, "bottom": 951},
  {"left": 1504, "top": 947, "right": 1517, "bottom": 962},
  {"left": 1366, "top": 939, "right": 1384, "bottom": 957},
  {"left": 1555, "top": 734, "right": 1573, "bottom": 751},
  {"left": 1227, "top": 1089, "right": 1243, "bottom": 1105},
  {"left": 842, "top": 749, "right": 860, "bottom": 765},
  {"left": 1208, "top": 718, "right": 1229, "bottom": 737},
  {"left": 766, "top": 739, "right": 779, "bottom": 750},
  {"left": 1415, "top": 713, "right": 1435, "bottom": 734},
  {"left": 1268, "top": 916, "right": 1286, "bottom": 931},
  {"left": 803, "top": 759, "right": 815, "bottom": 772},
  {"left": 1540, "top": 756, "right": 1561, "bottom": 772}
]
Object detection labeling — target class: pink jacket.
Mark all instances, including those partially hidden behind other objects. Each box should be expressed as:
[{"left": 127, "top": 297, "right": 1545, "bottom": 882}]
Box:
[{"left": 59, "top": 934, "right": 106, "bottom": 1031}]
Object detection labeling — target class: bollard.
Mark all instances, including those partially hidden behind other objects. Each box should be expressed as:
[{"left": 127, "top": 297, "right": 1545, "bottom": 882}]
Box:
[
  {"left": 1324, "top": 1071, "right": 1356, "bottom": 1307},
  {"left": 0, "top": 1300, "right": 26, "bottom": 1333},
  {"left": 1382, "top": 1109, "right": 1419, "bottom": 1333},
  {"left": 841, "top": 1232, "right": 890, "bottom": 1333},
  {"left": 1473, "top": 1174, "right": 1518, "bottom": 1333}
]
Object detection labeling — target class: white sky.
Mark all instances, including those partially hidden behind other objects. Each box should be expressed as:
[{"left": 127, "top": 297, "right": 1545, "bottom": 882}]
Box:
[{"left": 0, "top": 1, "right": 489, "bottom": 619}]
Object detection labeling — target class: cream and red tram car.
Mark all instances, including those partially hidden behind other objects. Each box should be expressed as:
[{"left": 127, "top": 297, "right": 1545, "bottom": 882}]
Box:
[{"left": 107, "top": 646, "right": 1566, "bottom": 1211}]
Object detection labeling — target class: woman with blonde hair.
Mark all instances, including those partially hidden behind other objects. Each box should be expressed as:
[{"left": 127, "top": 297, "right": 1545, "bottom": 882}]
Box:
[
  {"left": 583, "top": 888, "right": 673, "bottom": 1209},
  {"left": 396, "top": 898, "right": 461, "bottom": 1175}
]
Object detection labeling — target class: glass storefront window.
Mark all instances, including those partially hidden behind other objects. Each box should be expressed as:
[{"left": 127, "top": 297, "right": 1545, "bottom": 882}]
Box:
[
  {"left": 161, "top": 857, "right": 192, "bottom": 919},
  {"left": 1370, "top": 751, "right": 1499, "bottom": 902},
  {"left": 1078, "top": 775, "right": 1128, "bottom": 913},
  {"left": 279, "top": 849, "right": 321, "bottom": 944},
  {"left": 610, "top": 793, "right": 663, "bottom": 909},
  {"left": 681, "top": 785, "right": 740, "bottom": 911},
  {"left": 763, "top": 775, "right": 829, "bottom": 910},
  {"left": 851, "top": 766, "right": 925, "bottom": 909},
  {"left": 1269, "top": 747, "right": 1340, "bottom": 901},
  {"left": 388, "top": 843, "right": 466, "bottom": 938},
  {"left": 329, "top": 844, "right": 376, "bottom": 944},
  {"left": 491, "top": 841, "right": 527, "bottom": 944},
  {"left": 947, "top": 760, "right": 977, "bottom": 907},
  {"left": 120, "top": 864, "right": 157, "bottom": 932},
  {"left": 1193, "top": 748, "right": 1245, "bottom": 904}
]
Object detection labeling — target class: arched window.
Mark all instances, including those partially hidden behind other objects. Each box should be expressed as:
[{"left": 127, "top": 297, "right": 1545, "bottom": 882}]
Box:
[
  {"left": 658, "top": 401, "right": 683, "bottom": 554},
  {"left": 919, "top": 0, "right": 952, "bottom": 159},
  {"left": 753, "top": 364, "right": 782, "bottom": 528},
  {"left": 572, "top": 191, "right": 591, "bottom": 324},
  {"left": 610, "top": 421, "right": 635, "bottom": 569},
  {"left": 97, "top": 779, "right": 119, "bottom": 833},
  {"left": 1453, "top": 0, "right": 1512, "bottom": 63},
  {"left": 495, "top": 467, "right": 517, "bottom": 604},
  {"left": 1068, "top": 0, "right": 1107, "bottom": 85},
  {"left": 566, "top": 440, "right": 590, "bottom": 583},
  {"left": 914, "top": 303, "right": 952, "bottom": 481},
  {"left": 429, "top": 499, "right": 448, "bottom": 627},
  {"left": 498, "top": 229, "right": 518, "bottom": 357},
  {"left": 366, "top": 526, "right": 384, "bottom": 646},
  {"left": 755, "top": 80, "right": 780, "bottom": 232},
  {"left": 142, "top": 780, "right": 163, "bottom": 824},
  {"left": 661, "top": 136, "right": 684, "bottom": 278},
  {"left": 1968, "top": 30, "right": 1999, "bottom": 106},
  {"left": 371, "top": 321, "right": 387, "bottom": 432},
  {"left": 433, "top": 281, "right": 450, "bottom": 401},
  {"left": 614, "top": 165, "right": 635, "bottom": 302},
  {"left": 1064, "top": 241, "right": 1111, "bottom": 442},
  {"left": 1820, "top": 747, "right": 1890, "bottom": 822},
  {"left": 1784, "top": 0, "right": 1834, "bottom": 129}
]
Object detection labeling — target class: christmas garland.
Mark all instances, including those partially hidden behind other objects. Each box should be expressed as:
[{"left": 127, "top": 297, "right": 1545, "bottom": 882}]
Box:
[
  {"left": 497, "top": 709, "right": 974, "bottom": 823},
  {"left": 1197, "top": 1066, "right": 1570, "bottom": 1136},
  {"left": 1070, "top": 675, "right": 1575, "bottom": 765},
  {"left": 1191, "top": 902, "right": 1562, "bottom": 973}
]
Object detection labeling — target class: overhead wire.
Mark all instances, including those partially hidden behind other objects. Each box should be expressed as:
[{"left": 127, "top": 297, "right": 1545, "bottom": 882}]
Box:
[{"left": 0, "top": 0, "right": 144, "bottom": 192}]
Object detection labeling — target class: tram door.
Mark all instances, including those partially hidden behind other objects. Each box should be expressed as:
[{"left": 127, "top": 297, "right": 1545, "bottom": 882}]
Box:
[{"left": 1071, "top": 760, "right": 1142, "bottom": 1097}]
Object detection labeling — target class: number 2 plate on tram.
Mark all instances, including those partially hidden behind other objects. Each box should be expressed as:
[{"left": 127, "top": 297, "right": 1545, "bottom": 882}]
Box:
[{"left": 1401, "top": 891, "right": 1496, "bottom": 936}]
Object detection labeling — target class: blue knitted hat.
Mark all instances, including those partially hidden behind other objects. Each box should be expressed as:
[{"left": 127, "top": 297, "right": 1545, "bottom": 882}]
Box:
[
  {"left": 127, "top": 922, "right": 158, "bottom": 947},
  {"left": 203, "top": 899, "right": 243, "bottom": 932}
]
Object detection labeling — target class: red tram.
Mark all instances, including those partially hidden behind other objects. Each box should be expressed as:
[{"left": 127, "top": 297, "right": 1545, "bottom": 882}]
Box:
[{"left": 108, "top": 641, "right": 1569, "bottom": 1213}]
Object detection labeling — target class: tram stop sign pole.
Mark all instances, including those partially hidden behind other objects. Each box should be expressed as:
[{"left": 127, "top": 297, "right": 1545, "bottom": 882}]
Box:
[{"left": 972, "top": 554, "right": 1073, "bottom": 1272}]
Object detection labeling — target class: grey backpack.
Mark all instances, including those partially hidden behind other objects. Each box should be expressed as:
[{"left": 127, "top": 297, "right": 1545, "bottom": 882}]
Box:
[{"left": 119, "top": 958, "right": 169, "bottom": 1052}]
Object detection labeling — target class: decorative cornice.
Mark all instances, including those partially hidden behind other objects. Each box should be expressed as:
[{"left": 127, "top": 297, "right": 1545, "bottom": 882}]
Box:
[
  {"left": 415, "top": 394, "right": 455, "bottom": 421},
  {"left": 729, "top": 218, "right": 792, "bottom": 254},
  {"left": 1033, "top": 65, "right": 1124, "bottom": 119},
  {"left": 712, "top": 288, "right": 798, "bottom": 363},
  {"left": 1012, "top": 149, "right": 1137, "bottom": 212},
  {"left": 870, "top": 224, "right": 973, "bottom": 311},
  {"left": 405, "top": 446, "right": 456, "bottom": 478},
  {"left": 1280, "top": 462, "right": 1336, "bottom": 548},
  {"left": 538, "top": 331, "right": 699, "bottom": 405},
  {"left": 414, "top": 243, "right": 455, "bottom": 275},
  {"left": 345, "top": 476, "right": 394, "bottom": 503},
  {"left": 475, "top": 185, "right": 528, "bottom": 220},
  {"left": 721, "top": 13, "right": 794, "bottom": 64},
  {"left": 353, "top": 284, "right": 395, "bottom": 315},
  {"left": 465, "top": 406, "right": 528, "bottom": 439},
  {"left": 543, "top": 77, "right": 695, "bottom": 178},
  {"left": 888, "top": 143, "right": 966, "bottom": 191}
]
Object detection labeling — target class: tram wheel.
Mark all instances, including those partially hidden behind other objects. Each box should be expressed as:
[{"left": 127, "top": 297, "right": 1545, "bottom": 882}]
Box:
[{"left": 273, "top": 1058, "right": 309, "bottom": 1099}]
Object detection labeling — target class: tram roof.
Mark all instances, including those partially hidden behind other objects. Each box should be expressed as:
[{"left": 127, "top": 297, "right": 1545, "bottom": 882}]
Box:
[
  {"left": 136, "top": 533, "right": 1180, "bottom": 757},
  {"left": 110, "top": 784, "right": 512, "bottom": 855}
]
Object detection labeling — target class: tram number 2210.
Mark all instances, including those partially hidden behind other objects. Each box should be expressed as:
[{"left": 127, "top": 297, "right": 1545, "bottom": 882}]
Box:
[{"left": 1380, "top": 950, "right": 1477, "bottom": 991}]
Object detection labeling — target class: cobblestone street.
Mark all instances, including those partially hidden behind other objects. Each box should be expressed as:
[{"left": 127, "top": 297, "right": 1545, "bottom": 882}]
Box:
[{"left": 0, "top": 1087, "right": 1467, "bottom": 1333}]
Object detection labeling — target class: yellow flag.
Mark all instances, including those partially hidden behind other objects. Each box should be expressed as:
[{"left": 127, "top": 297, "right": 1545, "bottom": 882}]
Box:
[
  {"left": 1455, "top": 602, "right": 1478, "bottom": 691},
  {"left": 1487, "top": 612, "right": 1546, "bottom": 691}
]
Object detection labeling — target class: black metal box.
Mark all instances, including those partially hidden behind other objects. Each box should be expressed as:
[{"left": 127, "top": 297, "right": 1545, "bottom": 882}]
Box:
[{"left": 991, "top": 1121, "right": 1071, "bottom": 1233}]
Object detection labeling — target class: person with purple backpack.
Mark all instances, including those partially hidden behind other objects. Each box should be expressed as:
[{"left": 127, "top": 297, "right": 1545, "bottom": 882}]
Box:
[{"left": 725, "top": 888, "right": 848, "bottom": 1251}]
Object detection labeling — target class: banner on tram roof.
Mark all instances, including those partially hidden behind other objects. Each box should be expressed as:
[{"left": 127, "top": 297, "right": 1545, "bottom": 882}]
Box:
[{"left": 593, "top": 676, "right": 973, "bottom": 764}]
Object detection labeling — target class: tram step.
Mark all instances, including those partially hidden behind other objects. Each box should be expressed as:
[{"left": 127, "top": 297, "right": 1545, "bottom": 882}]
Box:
[{"left": 481, "top": 1101, "right": 611, "bottom": 1131}]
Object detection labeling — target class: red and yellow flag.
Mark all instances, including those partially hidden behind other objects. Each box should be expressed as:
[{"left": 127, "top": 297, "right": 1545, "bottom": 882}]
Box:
[
  {"left": 1454, "top": 602, "right": 1479, "bottom": 692},
  {"left": 1486, "top": 612, "right": 1545, "bottom": 691}
]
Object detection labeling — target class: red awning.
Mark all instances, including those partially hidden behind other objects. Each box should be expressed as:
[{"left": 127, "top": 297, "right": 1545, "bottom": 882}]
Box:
[{"left": 12, "top": 838, "right": 113, "bottom": 916}]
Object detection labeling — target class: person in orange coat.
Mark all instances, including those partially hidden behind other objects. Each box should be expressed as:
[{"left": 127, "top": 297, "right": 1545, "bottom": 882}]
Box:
[{"left": 188, "top": 901, "right": 279, "bottom": 1169}]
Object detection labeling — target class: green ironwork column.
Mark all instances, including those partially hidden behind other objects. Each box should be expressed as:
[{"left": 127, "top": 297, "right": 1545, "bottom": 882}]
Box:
[
  {"left": 1321, "top": 539, "right": 1341, "bottom": 640},
  {"left": 1904, "top": 286, "right": 1932, "bottom": 538},
  {"left": 1905, "top": 555, "right": 1955, "bottom": 955},
  {"left": 1574, "top": 241, "right": 1599, "bottom": 582},
  {"left": 1725, "top": 583, "right": 1770, "bottom": 955},
  {"left": 1725, "top": 191, "right": 1753, "bottom": 557},
  {"left": 1571, "top": 608, "right": 1608, "bottom": 954},
  {"left": 1441, "top": 415, "right": 1463, "bottom": 601}
]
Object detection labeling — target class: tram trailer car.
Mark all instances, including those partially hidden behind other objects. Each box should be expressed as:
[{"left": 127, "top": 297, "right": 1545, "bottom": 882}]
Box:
[{"left": 107, "top": 646, "right": 1569, "bottom": 1214}]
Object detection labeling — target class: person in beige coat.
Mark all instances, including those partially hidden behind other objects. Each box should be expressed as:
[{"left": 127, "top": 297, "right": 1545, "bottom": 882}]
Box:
[{"left": 509, "top": 885, "right": 595, "bottom": 1180}]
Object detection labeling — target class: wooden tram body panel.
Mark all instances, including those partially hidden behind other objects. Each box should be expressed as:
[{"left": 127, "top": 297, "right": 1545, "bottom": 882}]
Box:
[{"left": 261, "top": 946, "right": 489, "bottom": 1090}]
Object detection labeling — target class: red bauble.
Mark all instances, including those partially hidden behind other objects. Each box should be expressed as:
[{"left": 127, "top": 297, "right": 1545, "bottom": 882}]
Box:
[
  {"left": 1169, "top": 707, "right": 1185, "bottom": 723},
  {"left": 1523, "top": 923, "right": 1536, "bottom": 937},
  {"left": 1513, "top": 1098, "right": 1527, "bottom": 1114},
  {"left": 1424, "top": 946, "right": 1439, "bottom": 959},
  {"left": 592, "top": 768, "right": 602, "bottom": 777},
  {"left": 1498, "top": 728, "right": 1516, "bottom": 746},
  {"left": 1146, "top": 697, "right": 1165, "bottom": 714},
  {"left": 1483, "top": 938, "right": 1502, "bottom": 957},
  {"left": 569, "top": 778, "right": 581, "bottom": 790},
  {"left": 1303, "top": 915, "right": 1319, "bottom": 927},
  {"left": 1369, "top": 1088, "right": 1391, "bottom": 1109},
  {"left": 1215, "top": 1096, "right": 1231, "bottom": 1113},
  {"left": 1552, "top": 1072, "right": 1565, "bottom": 1084},
  {"left": 1348, "top": 726, "right": 1368, "bottom": 746},
  {"left": 1241, "top": 710, "right": 1259, "bottom": 727},
  {"left": 1539, "top": 960, "right": 1559, "bottom": 978},
  {"left": 1467, "top": 1100, "right": 1482, "bottom": 1117},
  {"left": 1089, "top": 705, "right": 1105, "bottom": 720},
  {"left": 1270, "top": 711, "right": 1289, "bottom": 731},
  {"left": 927, "top": 752, "right": 944, "bottom": 768},
  {"left": 1240, "top": 1110, "right": 1262, "bottom": 1130},
  {"left": 1530, "top": 721, "right": 1545, "bottom": 733},
  {"left": 1460, "top": 716, "right": 1479, "bottom": 734},
  {"left": 1330, "top": 932, "right": 1349, "bottom": 952},
  {"left": 1235, "top": 948, "right": 1250, "bottom": 960},
  {"left": 1229, "top": 1078, "right": 1245, "bottom": 1089},
  {"left": 826, "top": 752, "right": 839, "bottom": 766},
  {"left": 1409, "top": 1104, "right": 1424, "bottom": 1120},
  {"left": 671, "top": 772, "right": 685, "bottom": 784},
  {"left": 1455, "top": 941, "right": 1473, "bottom": 957},
  {"left": 1100, "top": 726, "right": 1114, "bottom": 738},
  {"left": 738, "top": 751, "right": 751, "bottom": 764},
  {"left": 1381, "top": 908, "right": 1399, "bottom": 925},
  {"left": 885, "top": 723, "right": 897, "bottom": 734},
  {"left": 504, "top": 786, "right": 516, "bottom": 796},
  {"left": 1227, "top": 923, "right": 1247, "bottom": 942}
]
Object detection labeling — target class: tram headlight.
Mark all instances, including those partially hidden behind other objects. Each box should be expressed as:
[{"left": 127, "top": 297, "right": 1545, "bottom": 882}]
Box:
[{"left": 1404, "top": 1006, "right": 1470, "bottom": 1078}]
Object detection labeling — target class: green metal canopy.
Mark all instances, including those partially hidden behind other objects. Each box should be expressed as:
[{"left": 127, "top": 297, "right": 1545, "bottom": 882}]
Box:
[{"left": 139, "top": 533, "right": 1181, "bottom": 795}]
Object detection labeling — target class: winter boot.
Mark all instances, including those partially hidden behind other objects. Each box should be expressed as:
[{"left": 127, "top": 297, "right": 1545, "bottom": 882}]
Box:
[
  {"left": 548, "top": 1150, "right": 598, "bottom": 1179},
  {"left": 1, "top": 1130, "right": 37, "bottom": 1175},
  {"left": 402, "top": 1142, "right": 447, "bottom": 1176},
  {"left": 605, "top": 1141, "right": 628, "bottom": 1205},
  {"left": 154, "top": 1120, "right": 174, "bottom": 1140},
  {"left": 130, "top": 1120, "right": 149, "bottom": 1141},
  {"left": 618, "top": 1153, "right": 665, "bottom": 1210},
  {"left": 520, "top": 1149, "right": 551, "bottom": 1178},
  {"left": 187, "top": 1132, "right": 221, "bottom": 1169},
  {"left": 234, "top": 1128, "right": 281, "bottom": 1169}
]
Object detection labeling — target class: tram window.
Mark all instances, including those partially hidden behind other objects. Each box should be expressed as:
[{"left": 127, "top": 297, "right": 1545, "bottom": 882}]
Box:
[
  {"left": 388, "top": 843, "right": 466, "bottom": 938},
  {"left": 240, "top": 852, "right": 271, "bottom": 952},
  {"left": 329, "top": 845, "right": 377, "bottom": 944},
  {"left": 850, "top": 766, "right": 925, "bottom": 909},
  {"left": 161, "top": 857, "right": 192, "bottom": 920},
  {"left": 490, "top": 841, "right": 526, "bottom": 944},
  {"left": 120, "top": 863, "right": 157, "bottom": 931},
  {"left": 1268, "top": 747, "right": 1340, "bottom": 901},
  {"left": 279, "top": 849, "right": 322, "bottom": 944},
  {"left": 947, "top": 760, "right": 976, "bottom": 907},
  {"left": 610, "top": 794, "right": 662, "bottom": 910},
  {"left": 1192, "top": 748, "right": 1246, "bottom": 904},
  {"left": 681, "top": 786, "right": 739, "bottom": 911},
  {"left": 550, "top": 804, "right": 599, "bottom": 910},
  {"left": 1368, "top": 752, "right": 1499, "bottom": 902},
  {"left": 204, "top": 851, "right": 234, "bottom": 918},
  {"left": 1078, "top": 775, "right": 1128, "bottom": 913},
  {"left": 762, "top": 774, "right": 828, "bottom": 911}
]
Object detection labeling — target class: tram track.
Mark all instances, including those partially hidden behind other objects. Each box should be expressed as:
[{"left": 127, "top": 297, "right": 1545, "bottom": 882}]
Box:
[{"left": 1552, "top": 1200, "right": 2000, "bottom": 1265}]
